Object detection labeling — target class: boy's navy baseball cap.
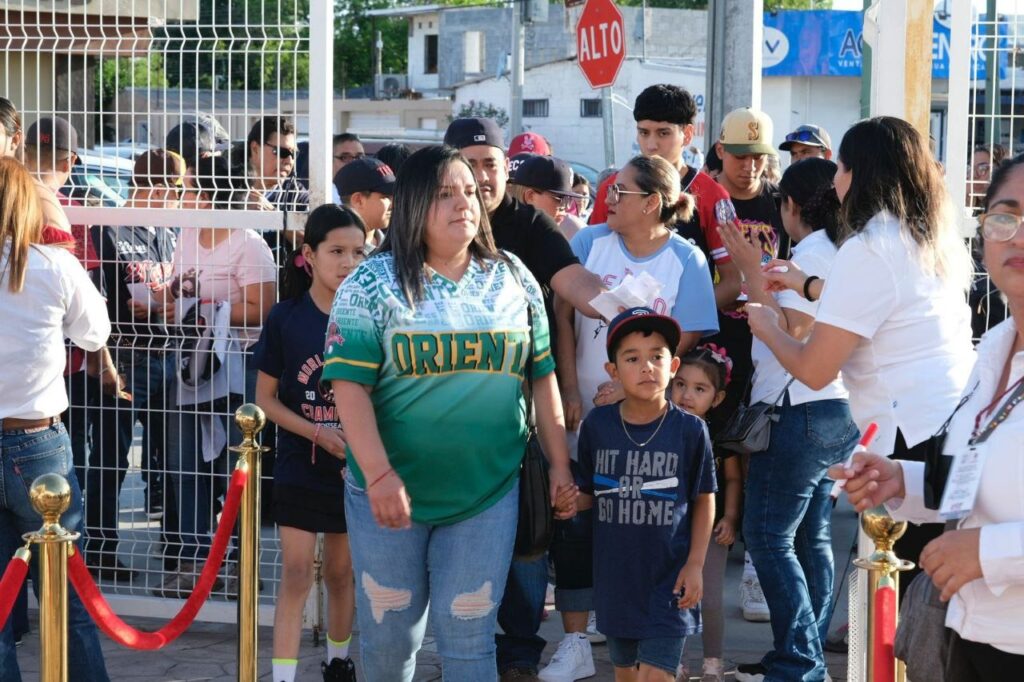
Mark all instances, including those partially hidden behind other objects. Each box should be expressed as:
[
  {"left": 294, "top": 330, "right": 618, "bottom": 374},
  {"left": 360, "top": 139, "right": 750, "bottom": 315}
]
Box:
[
  {"left": 606, "top": 307, "right": 681, "bottom": 361},
  {"left": 511, "top": 155, "right": 585, "bottom": 198},
  {"left": 334, "top": 157, "right": 396, "bottom": 198},
  {"left": 444, "top": 117, "right": 505, "bottom": 150}
]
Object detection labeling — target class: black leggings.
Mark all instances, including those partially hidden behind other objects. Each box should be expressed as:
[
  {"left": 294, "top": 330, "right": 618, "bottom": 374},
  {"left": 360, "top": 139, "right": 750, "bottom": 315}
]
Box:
[{"left": 947, "top": 631, "right": 1024, "bottom": 681}]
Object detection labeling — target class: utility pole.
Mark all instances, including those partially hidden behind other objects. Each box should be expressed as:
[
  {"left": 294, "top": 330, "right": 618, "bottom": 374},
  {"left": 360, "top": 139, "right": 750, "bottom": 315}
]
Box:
[
  {"left": 704, "top": 0, "right": 763, "bottom": 145},
  {"left": 510, "top": 0, "right": 524, "bottom": 136}
]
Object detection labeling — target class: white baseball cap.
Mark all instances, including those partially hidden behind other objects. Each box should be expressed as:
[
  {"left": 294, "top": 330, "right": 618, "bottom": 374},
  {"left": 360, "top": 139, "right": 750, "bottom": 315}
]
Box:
[{"left": 718, "top": 108, "right": 777, "bottom": 156}]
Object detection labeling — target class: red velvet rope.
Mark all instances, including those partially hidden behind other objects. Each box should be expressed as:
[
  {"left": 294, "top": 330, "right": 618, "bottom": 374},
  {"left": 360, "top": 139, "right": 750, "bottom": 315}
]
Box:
[
  {"left": 873, "top": 581, "right": 897, "bottom": 681},
  {"left": 68, "top": 467, "right": 249, "bottom": 650},
  {"left": 0, "top": 552, "right": 30, "bottom": 631}
]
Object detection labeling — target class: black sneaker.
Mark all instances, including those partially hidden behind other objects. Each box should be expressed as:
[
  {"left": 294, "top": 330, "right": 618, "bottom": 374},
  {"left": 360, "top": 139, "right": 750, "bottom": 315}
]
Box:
[
  {"left": 734, "top": 662, "right": 768, "bottom": 682},
  {"left": 322, "top": 657, "right": 357, "bottom": 682}
]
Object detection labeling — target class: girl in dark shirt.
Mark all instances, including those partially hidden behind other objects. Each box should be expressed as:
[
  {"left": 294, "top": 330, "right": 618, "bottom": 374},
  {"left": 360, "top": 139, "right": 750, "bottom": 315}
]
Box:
[{"left": 255, "top": 205, "right": 366, "bottom": 682}]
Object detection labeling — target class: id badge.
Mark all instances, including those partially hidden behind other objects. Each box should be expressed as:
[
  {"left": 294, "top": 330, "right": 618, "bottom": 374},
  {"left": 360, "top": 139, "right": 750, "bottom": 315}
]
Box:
[{"left": 939, "top": 443, "right": 988, "bottom": 520}]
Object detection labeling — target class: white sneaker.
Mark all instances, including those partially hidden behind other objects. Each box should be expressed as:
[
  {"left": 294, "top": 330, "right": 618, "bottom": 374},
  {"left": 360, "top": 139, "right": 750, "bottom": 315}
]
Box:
[
  {"left": 538, "top": 634, "right": 595, "bottom": 682},
  {"left": 700, "top": 657, "right": 724, "bottom": 682},
  {"left": 584, "top": 611, "right": 605, "bottom": 644},
  {"left": 740, "top": 576, "right": 770, "bottom": 622},
  {"left": 675, "top": 662, "right": 691, "bottom": 681}
]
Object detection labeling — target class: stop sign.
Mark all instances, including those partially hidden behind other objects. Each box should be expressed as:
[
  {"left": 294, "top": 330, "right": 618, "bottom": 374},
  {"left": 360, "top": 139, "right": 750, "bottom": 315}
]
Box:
[{"left": 576, "top": 0, "right": 625, "bottom": 89}]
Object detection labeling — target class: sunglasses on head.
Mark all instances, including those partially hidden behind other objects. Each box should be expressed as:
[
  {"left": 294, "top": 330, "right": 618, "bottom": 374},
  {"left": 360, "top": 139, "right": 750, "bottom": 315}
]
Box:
[
  {"left": 265, "top": 143, "right": 296, "bottom": 160},
  {"left": 785, "top": 129, "right": 821, "bottom": 144}
]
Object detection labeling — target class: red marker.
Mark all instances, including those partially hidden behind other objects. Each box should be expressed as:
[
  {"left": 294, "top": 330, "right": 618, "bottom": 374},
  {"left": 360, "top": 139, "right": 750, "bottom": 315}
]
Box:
[{"left": 830, "top": 422, "right": 879, "bottom": 500}]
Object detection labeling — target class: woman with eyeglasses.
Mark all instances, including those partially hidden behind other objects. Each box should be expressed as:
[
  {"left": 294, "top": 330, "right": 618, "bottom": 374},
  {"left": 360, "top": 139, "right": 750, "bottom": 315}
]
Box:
[
  {"left": 746, "top": 116, "right": 976, "bottom": 612},
  {"left": 968, "top": 143, "right": 1008, "bottom": 210},
  {"left": 830, "top": 153, "right": 1024, "bottom": 681}
]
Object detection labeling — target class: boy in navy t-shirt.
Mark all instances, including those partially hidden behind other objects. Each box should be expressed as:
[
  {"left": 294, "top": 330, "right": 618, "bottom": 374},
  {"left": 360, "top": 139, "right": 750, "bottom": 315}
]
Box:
[{"left": 577, "top": 307, "right": 716, "bottom": 681}]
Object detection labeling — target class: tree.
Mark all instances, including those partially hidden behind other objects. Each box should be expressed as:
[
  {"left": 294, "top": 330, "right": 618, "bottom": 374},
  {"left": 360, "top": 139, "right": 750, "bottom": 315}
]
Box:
[{"left": 335, "top": 0, "right": 409, "bottom": 92}]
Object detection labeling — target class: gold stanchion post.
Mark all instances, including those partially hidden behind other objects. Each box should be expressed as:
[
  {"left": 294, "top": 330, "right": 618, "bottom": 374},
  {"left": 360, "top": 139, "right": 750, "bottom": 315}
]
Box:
[
  {"left": 23, "top": 473, "right": 79, "bottom": 682},
  {"left": 854, "top": 507, "right": 914, "bottom": 682},
  {"left": 232, "top": 404, "right": 268, "bottom": 682}
]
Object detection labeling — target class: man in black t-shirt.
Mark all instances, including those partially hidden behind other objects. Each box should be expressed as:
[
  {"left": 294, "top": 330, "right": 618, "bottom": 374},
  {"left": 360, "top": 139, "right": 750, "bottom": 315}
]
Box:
[
  {"left": 88, "top": 150, "right": 183, "bottom": 580},
  {"left": 444, "top": 118, "right": 605, "bottom": 680}
]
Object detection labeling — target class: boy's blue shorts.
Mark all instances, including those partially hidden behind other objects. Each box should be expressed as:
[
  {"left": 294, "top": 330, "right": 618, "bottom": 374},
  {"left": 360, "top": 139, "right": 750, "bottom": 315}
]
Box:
[{"left": 606, "top": 635, "right": 686, "bottom": 674}]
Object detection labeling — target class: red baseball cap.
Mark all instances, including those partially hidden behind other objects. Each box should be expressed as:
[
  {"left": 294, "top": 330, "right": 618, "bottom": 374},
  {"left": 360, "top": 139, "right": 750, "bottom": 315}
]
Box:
[{"left": 508, "top": 132, "right": 552, "bottom": 158}]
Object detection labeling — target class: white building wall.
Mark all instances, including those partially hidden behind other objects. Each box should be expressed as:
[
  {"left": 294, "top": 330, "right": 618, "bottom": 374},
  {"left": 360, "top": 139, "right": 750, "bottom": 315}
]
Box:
[
  {"left": 407, "top": 12, "right": 441, "bottom": 93},
  {"left": 762, "top": 76, "right": 862, "bottom": 168},
  {"left": 454, "top": 59, "right": 706, "bottom": 170}
]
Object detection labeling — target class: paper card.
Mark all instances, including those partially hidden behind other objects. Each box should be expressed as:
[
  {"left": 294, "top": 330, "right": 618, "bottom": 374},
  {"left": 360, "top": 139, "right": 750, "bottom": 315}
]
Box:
[
  {"left": 588, "top": 272, "right": 664, "bottom": 321},
  {"left": 939, "top": 444, "right": 988, "bottom": 520}
]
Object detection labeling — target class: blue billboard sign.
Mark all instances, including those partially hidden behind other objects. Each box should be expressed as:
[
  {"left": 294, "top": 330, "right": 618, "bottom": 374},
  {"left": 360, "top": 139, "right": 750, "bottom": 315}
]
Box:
[{"left": 762, "top": 10, "right": 1007, "bottom": 80}]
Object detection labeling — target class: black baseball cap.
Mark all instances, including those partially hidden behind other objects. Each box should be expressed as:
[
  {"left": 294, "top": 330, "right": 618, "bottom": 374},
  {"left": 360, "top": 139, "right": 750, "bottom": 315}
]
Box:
[
  {"left": 512, "top": 156, "right": 585, "bottom": 198},
  {"left": 779, "top": 124, "right": 832, "bottom": 152},
  {"left": 166, "top": 121, "right": 217, "bottom": 160},
  {"left": 26, "top": 117, "right": 79, "bottom": 154},
  {"left": 333, "top": 157, "right": 396, "bottom": 198},
  {"left": 444, "top": 117, "right": 504, "bottom": 150},
  {"left": 508, "top": 152, "right": 536, "bottom": 182},
  {"left": 606, "top": 307, "right": 682, "bottom": 362}
]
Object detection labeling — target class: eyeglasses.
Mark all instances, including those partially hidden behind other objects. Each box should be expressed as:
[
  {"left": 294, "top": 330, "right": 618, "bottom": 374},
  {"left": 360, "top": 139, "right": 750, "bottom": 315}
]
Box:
[
  {"left": 970, "top": 162, "right": 992, "bottom": 179},
  {"left": 334, "top": 152, "right": 365, "bottom": 163},
  {"left": 978, "top": 212, "right": 1024, "bottom": 241},
  {"left": 606, "top": 184, "right": 652, "bottom": 205},
  {"left": 546, "top": 193, "right": 575, "bottom": 211},
  {"left": 265, "top": 143, "right": 296, "bottom": 160}
]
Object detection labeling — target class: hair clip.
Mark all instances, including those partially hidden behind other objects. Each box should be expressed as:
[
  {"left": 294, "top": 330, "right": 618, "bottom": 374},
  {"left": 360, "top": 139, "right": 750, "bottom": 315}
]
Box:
[
  {"left": 698, "top": 342, "right": 733, "bottom": 386},
  {"left": 293, "top": 252, "right": 312, "bottom": 276}
]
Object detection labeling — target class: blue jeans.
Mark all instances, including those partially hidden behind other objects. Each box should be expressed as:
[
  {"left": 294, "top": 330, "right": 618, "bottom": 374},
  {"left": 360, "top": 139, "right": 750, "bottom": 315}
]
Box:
[
  {"left": 495, "top": 555, "right": 548, "bottom": 673},
  {"left": 88, "top": 351, "right": 174, "bottom": 556},
  {"left": 743, "top": 398, "right": 858, "bottom": 682},
  {"left": 344, "top": 470, "right": 518, "bottom": 682},
  {"left": 0, "top": 424, "right": 109, "bottom": 681}
]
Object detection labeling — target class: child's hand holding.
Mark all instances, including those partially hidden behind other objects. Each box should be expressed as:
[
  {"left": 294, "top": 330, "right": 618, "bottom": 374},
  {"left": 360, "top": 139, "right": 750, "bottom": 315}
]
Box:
[
  {"left": 549, "top": 465, "right": 579, "bottom": 519},
  {"left": 673, "top": 562, "right": 704, "bottom": 609},
  {"left": 713, "top": 516, "right": 736, "bottom": 546}
]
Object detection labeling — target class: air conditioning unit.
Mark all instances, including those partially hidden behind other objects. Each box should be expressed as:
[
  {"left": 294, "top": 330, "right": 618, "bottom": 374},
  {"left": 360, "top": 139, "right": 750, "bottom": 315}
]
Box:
[{"left": 375, "top": 73, "right": 409, "bottom": 99}]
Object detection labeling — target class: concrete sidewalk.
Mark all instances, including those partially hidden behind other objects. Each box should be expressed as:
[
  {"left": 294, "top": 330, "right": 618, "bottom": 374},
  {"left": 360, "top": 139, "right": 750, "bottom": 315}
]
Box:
[{"left": 15, "top": 503, "right": 858, "bottom": 681}]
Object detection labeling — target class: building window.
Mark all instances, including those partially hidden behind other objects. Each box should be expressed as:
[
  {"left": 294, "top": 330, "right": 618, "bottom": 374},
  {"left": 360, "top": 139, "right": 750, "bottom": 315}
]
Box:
[
  {"left": 580, "top": 98, "right": 602, "bottom": 118},
  {"left": 523, "top": 99, "right": 549, "bottom": 118},
  {"left": 464, "top": 31, "right": 485, "bottom": 74},
  {"left": 424, "top": 34, "right": 439, "bottom": 74}
]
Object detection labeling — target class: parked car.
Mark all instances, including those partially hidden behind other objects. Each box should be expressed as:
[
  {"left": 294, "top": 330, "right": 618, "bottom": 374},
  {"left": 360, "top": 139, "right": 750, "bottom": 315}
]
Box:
[{"left": 63, "top": 152, "right": 134, "bottom": 207}]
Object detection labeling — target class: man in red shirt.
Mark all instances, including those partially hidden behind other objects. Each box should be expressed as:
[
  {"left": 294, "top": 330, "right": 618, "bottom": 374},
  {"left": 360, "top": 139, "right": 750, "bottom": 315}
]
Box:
[{"left": 589, "top": 84, "right": 741, "bottom": 309}]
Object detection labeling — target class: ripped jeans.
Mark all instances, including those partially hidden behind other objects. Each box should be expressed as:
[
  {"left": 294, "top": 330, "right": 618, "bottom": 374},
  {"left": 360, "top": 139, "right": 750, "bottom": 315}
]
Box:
[{"left": 344, "top": 470, "right": 518, "bottom": 682}]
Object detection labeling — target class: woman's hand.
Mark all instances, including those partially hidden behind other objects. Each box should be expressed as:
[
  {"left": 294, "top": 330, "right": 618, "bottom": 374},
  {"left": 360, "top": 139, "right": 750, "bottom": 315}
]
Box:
[
  {"left": 674, "top": 561, "right": 704, "bottom": 609},
  {"left": 549, "top": 464, "right": 579, "bottom": 520},
  {"left": 128, "top": 298, "right": 151, "bottom": 320},
  {"left": 593, "top": 380, "right": 624, "bottom": 407},
  {"left": 827, "top": 452, "right": 906, "bottom": 512},
  {"left": 367, "top": 470, "right": 412, "bottom": 530},
  {"left": 713, "top": 516, "right": 736, "bottom": 546},
  {"left": 745, "top": 302, "right": 783, "bottom": 341},
  {"left": 562, "top": 387, "right": 583, "bottom": 433},
  {"left": 318, "top": 428, "right": 348, "bottom": 459},
  {"left": 921, "top": 528, "right": 983, "bottom": 602},
  {"left": 717, "top": 222, "right": 763, "bottom": 276},
  {"left": 761, "top": 259, "right": 807, "bottom": 294}
]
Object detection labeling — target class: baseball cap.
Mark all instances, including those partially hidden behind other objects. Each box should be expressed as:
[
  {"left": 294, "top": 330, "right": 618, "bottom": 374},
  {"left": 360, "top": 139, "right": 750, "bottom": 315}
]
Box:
[
  {"left": 166, "top": 121, "right": 217, "bottom": 160},
  {"left": 444, "top": 117, "right": 505, "bottom": 150},
  {"left": 132, "top": 149, "right": 186, "bottom": 187},
  {"left": 718, "top": 108, "right": 776, "bottom": 156},
  {"left": 333, "top": 157, "right": 397, "bottom": 199},
  {"left": 508, "top": 152, "right": 537, "bottom": 182},
  {"left": 26, "top": 116, "right": 79, "bottom": 154},
  {"left": 606, "top": 307, "right": 682, "bottom": 362},
  {"left": 508, "top": 132, "right": 552, "bottom": 157},
  {"left": 779, "top": 124, "right": 832, "bottom": 152},
  {"left": 511, "top": 156, "right": 584, "bottom": 198}
]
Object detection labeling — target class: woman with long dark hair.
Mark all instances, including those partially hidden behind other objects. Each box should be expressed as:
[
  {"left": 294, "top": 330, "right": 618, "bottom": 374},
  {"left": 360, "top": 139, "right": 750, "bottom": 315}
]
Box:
[
  {"left": 719, "top": 158, "right": 857, "bottom": 682},
  {"left": 324, "top": 145, "right": 577, "bottom": 680}
]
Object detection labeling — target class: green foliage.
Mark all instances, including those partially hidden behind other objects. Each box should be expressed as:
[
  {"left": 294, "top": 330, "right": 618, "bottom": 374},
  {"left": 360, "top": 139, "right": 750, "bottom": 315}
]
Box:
[
  {"left": 335, "top": 0, "right": 409, "bottom": 91},
  {"left": 159, "top": 0, "right": 311, "bottom": 91},
  {"left": 453, "top": 100, "right": 509, "bottom": 128},
  {"left": 95, "top": 55, "right": 168, "bottom": 108}
]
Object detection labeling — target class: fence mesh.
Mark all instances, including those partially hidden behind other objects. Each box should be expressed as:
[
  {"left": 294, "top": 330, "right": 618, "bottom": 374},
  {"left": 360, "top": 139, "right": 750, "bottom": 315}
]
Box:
[{"left": 0, "top": 0, "right": 330, "bottom": 624}]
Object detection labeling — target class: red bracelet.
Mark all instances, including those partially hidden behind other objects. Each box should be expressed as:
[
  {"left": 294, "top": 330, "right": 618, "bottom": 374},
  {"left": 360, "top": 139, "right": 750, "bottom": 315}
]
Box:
[
  {"left": 368, "top": 467, "right": 394, "bottom": 489},
  {"left": 311, "top": 423, "right": 322, "bottom": 465}
]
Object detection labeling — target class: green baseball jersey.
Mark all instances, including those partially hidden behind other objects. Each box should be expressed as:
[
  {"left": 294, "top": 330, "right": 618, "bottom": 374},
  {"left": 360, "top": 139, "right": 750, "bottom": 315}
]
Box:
[{"left": 322, "top": 250, "right": 555, "bottom": 525}]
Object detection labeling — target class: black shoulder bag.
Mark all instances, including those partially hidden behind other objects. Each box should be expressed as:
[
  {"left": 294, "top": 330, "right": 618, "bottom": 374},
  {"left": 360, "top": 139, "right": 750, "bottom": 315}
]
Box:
[
  {"left": 512, "top": 277, "right": 554, "bottom": 561},
  {"left": 715, "top": 372, "right": 795, "bottom": 456}
]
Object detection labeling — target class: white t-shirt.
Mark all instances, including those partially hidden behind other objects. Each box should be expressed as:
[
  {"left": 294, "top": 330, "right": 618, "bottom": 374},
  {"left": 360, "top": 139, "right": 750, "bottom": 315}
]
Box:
[
  {"left": 814, "top": 212, "right": 974, "bottom": 453},
  {"left": 173, "top": 228, "right": 277, "bottom": 349},
  {"left": 0, "top": 243, "right": 110, "bottom": 419},
  {"left": 570, "top": 224, "right": 719, "bottom": 420},
  {"left": 750, "top": 229, "right": 848, "bottom": 406}
]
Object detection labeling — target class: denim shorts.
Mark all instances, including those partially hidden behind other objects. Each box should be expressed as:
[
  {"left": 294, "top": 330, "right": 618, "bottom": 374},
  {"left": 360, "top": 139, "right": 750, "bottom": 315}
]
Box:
[{"left": 606, "top": 634, "right": 686, "bottom": 674}]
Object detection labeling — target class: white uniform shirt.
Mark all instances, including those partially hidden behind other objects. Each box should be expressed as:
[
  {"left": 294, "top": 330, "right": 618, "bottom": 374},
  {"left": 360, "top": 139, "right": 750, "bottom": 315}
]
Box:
[
  {"left": 814, "top": 212, "right": 975, "bottom": 453},
  {"left": 0, "top": 243, "right": 110, "bottom": 419},
  {"left": 889, "top": 317, "right": 1024, "bottom": 654},
  {"left": 750, "top": 229, "right": 849, "bottom": 406}
]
